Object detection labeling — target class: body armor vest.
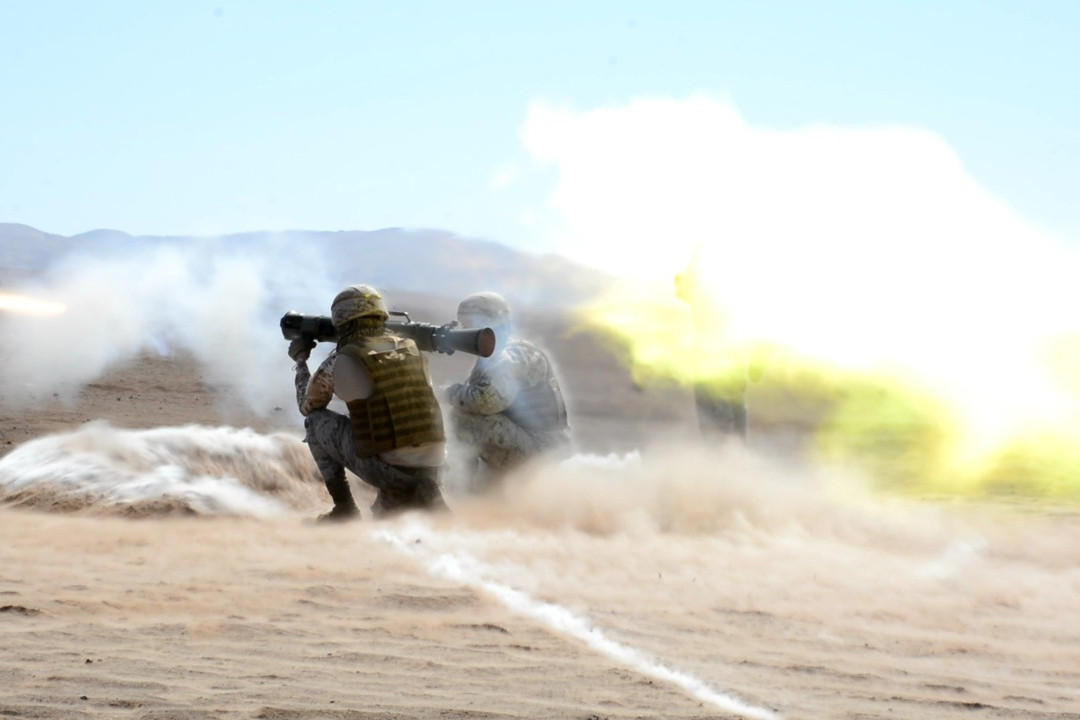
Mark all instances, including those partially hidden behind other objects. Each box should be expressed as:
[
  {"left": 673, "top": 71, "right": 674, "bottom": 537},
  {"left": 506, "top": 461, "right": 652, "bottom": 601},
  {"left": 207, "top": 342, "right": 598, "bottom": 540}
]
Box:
[
  {"left": 503, "top": 340, "right": 569, "bottom": 433},
  {"left": 338, "top": 338, "right": 446, "bottom": 457}
]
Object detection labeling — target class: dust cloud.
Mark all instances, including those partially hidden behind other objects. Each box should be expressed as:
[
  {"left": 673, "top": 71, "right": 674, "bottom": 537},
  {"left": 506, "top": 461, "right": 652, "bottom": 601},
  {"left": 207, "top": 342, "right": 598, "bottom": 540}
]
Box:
[
  {"left": 4, "top": 419, "right": 1076, "bottom": 579},
  {"left": 0, "top": 420, "right": 326, "bottom": 517},
  {"left": 0, "top": 236, "right": 338, "bottom": 415}
]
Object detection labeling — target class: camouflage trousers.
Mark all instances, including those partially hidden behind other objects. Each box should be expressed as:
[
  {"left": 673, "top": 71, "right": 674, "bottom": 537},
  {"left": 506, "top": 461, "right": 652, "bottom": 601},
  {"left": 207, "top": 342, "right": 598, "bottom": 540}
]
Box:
[
  {"left": 448, "top": 409, "right": 571, "bottom": 492},
  {"left": 303, "top": 409, "right": 448, "bottom": 516}
]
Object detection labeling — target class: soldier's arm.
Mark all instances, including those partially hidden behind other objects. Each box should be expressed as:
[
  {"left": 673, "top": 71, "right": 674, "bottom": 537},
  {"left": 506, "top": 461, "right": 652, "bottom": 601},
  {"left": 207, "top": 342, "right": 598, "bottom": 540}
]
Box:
[
  {"left": 447, "top": 359, "right": 519, "bottom": 415},
  {"left": 296, "top": 352, "right": 337, "bottom": 416},
  {"left": 507, "top": 342, "right": 552, "bottom": 387}
]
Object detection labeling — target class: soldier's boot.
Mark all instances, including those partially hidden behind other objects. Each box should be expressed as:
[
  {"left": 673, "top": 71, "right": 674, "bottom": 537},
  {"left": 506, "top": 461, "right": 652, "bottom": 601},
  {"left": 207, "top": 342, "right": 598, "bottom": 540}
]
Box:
[
  {"left": 318, "top": 472, "right": 360, "bottom": 522},
  {"left": 414, "top": 475, "right": 450, "bottom": 513},
  {"left": 370, "top": 468, "right": 450, "bottom": 517}
]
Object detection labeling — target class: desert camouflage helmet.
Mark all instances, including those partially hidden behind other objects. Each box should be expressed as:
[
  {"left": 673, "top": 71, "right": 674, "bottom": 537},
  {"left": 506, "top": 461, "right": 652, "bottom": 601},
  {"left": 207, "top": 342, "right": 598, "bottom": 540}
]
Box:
[
  {"left": 330, "top": 284, "right": 389, "bottom": 327},
  {"left": 457, "top": 291, "right": 510, "bottom": 328}
]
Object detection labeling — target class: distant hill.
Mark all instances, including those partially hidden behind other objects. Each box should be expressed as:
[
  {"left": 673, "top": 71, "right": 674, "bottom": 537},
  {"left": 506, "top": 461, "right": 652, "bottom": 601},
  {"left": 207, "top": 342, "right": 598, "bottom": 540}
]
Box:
[
  {"left": 0, "top": 223, "right": 615, "bottom": 309},
  {"left": 0, "top": 224, "right": 71, "bottom": 277}
]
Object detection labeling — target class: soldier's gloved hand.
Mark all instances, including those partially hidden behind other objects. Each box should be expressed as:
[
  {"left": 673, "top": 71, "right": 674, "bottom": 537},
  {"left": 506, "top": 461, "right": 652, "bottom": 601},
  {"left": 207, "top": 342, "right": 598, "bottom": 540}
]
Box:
[{"left": 288, "top": 337, "right": 316, "bottom": 363}]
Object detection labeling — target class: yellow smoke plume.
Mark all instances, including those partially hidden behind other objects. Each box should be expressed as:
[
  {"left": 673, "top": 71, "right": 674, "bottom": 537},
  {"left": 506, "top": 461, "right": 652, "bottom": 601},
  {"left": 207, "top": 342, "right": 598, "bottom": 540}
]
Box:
[{"left": 577, "top": 247, "right": 1080, "bottom": 499}]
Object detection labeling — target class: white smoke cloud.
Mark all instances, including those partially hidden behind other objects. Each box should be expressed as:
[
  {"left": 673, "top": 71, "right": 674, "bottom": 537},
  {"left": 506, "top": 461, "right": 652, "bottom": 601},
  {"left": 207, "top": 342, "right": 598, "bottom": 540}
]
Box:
[
  {"left": 0, "top": 420, "right": 326, "bottom": 516},
  {"left": 518, "top": 95, "right": 1080, "bottom": 452},
  {"left": 0, "top": 235, "right": 340, "bottom": 416},
  {"left": 520, "top": 95, "right": 1076, "bottom": 285}
]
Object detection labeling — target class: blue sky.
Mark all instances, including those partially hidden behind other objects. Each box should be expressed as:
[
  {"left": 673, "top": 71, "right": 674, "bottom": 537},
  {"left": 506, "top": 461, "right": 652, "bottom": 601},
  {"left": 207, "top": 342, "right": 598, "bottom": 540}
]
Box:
[{"left": 3, "top": 0, "right": 1078, "bottom": 260}]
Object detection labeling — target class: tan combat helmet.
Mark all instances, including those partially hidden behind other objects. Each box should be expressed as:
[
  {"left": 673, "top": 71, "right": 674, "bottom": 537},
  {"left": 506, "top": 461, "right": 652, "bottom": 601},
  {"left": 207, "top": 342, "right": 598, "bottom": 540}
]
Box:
[
  {"left": 330, "top": 284, "right": 389, "bottom": 329},
  {"left": 456, "top": 291, "right": 511, "bottom": 329}
]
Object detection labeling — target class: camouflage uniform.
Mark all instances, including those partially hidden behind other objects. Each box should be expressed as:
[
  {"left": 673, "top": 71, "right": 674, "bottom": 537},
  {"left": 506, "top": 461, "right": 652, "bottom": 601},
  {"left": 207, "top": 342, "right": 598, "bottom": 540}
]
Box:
[
  {"left": 292, "top": 284, "right": 448, "bottom": 520},
  {"left": 445, "top": 337, "right": 570, "bottom": 491},
  {"left": 295, "top": 350, "right": 448, "bottom": 517}
]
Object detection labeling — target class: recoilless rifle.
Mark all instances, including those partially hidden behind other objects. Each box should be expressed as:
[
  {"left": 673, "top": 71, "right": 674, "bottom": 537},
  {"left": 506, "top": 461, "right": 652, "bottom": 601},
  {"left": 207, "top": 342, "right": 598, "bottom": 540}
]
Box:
[{"left": 279, "top": 310, "right": 495, "bottom": 358}]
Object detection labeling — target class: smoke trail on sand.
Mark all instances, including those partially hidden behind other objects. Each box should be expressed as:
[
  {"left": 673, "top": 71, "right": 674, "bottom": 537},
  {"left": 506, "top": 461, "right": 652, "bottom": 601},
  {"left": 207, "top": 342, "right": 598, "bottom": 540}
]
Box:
[
  {"left": 0, "top": 421, "right": 326, "bottom": 517},
  {"left": 376, "top": 518, "right": 781, "bottom": 720},
  {"left": 0, "top": 235, "right": 338, "bottom": 416},
  {"left": 368, "top": 444, "right": 1076, "bottom": 719}
]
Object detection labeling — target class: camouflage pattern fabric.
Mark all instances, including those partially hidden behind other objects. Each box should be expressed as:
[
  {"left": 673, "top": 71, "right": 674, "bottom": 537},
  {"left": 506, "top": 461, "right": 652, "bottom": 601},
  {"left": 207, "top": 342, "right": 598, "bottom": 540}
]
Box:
[
  {"left": 304, "top": 409, "right": 447, "bottom": 516},
  {"left": 294, "top": 351, "right": 338, "bottom": 417},
  {"left": 445, "top": 338, "right": 571, "bottom": 489},
  {"left": 294, "top": 353, "right": 447, "bottom": 516}
]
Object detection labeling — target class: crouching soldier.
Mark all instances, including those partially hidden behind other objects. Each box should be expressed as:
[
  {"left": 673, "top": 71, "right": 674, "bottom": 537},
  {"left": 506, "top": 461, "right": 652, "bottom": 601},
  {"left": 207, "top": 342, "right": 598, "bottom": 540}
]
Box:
[
  {"left": 289, "top": 284, "right": 449, "bottom": 521},
  {"left": 444, "top": 292, "right": 571, "bottom": 492}
]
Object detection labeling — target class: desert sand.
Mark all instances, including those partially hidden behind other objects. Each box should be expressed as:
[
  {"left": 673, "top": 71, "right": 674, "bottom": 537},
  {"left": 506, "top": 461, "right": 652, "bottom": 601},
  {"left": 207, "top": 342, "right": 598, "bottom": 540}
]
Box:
[{"left": 1, "top": 340, "right": 1079, "bottom": 720}]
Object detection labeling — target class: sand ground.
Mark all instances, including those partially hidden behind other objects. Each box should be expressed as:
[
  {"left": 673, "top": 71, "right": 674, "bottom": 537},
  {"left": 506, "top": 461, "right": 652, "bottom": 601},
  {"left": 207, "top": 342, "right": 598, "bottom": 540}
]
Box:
[{"left": 2, "top": 349, "right": 1079, "bottom": 720}]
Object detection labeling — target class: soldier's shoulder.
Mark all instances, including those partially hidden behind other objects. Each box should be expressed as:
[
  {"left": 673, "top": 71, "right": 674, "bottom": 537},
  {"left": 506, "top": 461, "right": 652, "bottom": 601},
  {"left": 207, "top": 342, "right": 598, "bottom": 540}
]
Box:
[
  {"left": 315, "top": 348, "right": 341, "bottom": 369},
  {"left": 505, "top": 339, "right": 551, "bottom": 364}
]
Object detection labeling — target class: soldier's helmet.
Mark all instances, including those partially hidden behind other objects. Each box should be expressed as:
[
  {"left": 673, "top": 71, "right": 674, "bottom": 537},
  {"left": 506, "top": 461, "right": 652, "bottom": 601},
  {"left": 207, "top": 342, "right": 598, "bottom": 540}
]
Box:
[
  {"left": 330, "top": 284, "right": 389, "bottom": 329},
  {"left": 456, "top": 291, "right": 510, "bottom": 329}
]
